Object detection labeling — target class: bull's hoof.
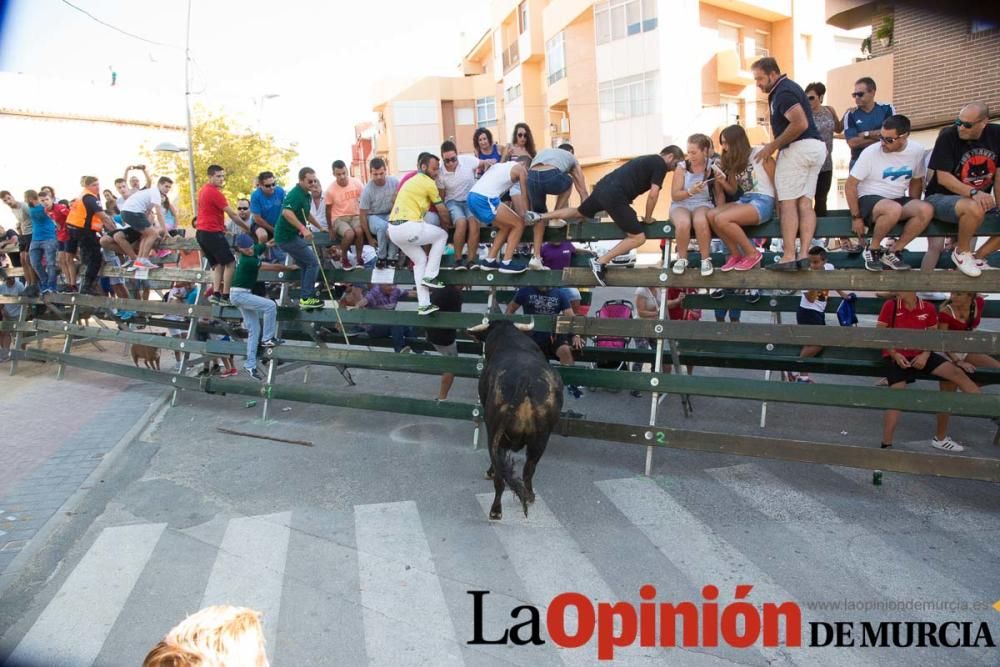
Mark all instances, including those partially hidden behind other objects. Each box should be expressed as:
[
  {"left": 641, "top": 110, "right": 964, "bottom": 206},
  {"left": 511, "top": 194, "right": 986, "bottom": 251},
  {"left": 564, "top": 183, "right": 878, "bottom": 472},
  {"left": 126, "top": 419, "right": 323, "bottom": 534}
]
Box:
[
  {"left": 484, "top": 468, "right": 495, "bottom": 480},
  {"left": 526, "top": 491, "right": 536, "bottom": 505},
  {"left": 521, "top": 499, "right": 530, "bottom": 518},
  {"left": 489, "top": 510, "right": 502, "bottom": 520}
]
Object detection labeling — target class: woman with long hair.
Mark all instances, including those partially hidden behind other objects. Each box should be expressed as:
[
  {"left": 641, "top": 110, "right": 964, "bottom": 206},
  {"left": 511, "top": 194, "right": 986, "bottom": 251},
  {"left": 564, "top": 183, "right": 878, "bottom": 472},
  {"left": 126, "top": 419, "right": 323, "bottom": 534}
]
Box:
[
  {"left": 707, "top": 124, "right": 777, "bottom": 271},
  {"left": 804, "top": 82, "right": 842, "bottom": 218},
  {"left": 670, "top": 133, "right": 715, "bottom": 276},
  {"left": 502, "top": 122, "right": 537, "bottom": 161},
  {"left": 473, "top": 127, "right": 501, "bottom": 177},
  {"left": 932, "top": 291, "right": 999, "bottom": 451}
]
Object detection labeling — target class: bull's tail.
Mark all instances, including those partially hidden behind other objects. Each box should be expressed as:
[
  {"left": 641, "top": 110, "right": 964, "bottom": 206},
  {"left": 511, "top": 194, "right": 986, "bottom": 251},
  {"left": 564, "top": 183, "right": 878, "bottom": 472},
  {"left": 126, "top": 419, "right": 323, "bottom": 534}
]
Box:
[{"left": 499, "top": 447, "right": 530, "bottom": 518}]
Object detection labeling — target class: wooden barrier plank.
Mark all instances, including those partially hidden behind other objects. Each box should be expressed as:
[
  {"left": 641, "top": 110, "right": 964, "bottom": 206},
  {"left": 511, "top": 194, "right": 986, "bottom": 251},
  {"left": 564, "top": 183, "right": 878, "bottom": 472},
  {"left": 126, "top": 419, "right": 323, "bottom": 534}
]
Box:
[{"left": 683, "top": 294, "right": 1000, "bottom": 318}]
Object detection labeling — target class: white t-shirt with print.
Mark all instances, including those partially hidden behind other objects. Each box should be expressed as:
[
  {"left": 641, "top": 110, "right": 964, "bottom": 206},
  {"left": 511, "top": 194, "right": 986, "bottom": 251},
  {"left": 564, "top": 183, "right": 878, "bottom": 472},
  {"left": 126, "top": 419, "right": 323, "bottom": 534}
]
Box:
[
  {"left": 851, "top": 140, "right": 926, "bottom": 199},
  {"left": 436, "top": 155, "right": 480, "bottom": 202},
  {"left": 120, "top": 187, "right": 163, "bottom": 214}
]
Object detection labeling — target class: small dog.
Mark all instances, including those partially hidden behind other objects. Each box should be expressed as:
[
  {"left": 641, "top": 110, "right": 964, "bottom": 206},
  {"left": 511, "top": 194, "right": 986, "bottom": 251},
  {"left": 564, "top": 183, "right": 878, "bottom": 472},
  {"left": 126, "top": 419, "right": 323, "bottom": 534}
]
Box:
[{"left": 130, "top": 332, "right": 165, "bottom": 370}]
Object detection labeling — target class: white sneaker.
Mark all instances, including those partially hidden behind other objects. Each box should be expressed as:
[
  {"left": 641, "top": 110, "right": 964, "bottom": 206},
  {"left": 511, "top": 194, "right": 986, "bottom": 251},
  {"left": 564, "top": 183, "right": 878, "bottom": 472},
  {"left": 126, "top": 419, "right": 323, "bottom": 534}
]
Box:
[
  {"left": 974, "top": 257, "right": 994, "bottom": 271},
  {"left": 527, "top": 256, "right": 549, "bottom": 271},
  {"left": 671, "top": 258, "right": 688, "bottom": 275},
  {"left": 931, "top": 436, "right": 965, "bottom": 452},
  {"left": 951, "top": 249, "right": 982, "bottom": 277},
  {"left": 700, "top": 258, "right": 714, "bottom": 277},
  {"left": 547, "top": 218, "right": 567, "bottom": 228}
]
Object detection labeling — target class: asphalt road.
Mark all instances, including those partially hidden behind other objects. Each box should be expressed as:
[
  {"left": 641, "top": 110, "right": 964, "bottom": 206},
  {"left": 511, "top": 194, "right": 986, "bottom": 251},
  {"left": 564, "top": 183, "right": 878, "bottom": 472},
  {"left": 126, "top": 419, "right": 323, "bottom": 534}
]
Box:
[{"left": 0, "top": 287, "right": 998, "bottom": 666}]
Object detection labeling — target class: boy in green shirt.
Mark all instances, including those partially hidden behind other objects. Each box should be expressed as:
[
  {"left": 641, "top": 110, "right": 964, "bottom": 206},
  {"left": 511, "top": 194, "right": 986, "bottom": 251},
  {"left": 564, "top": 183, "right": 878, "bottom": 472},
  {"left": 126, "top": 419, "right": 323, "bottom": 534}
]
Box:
[{"left": 231, "top": 233, "right": 289, "bottom": 380}]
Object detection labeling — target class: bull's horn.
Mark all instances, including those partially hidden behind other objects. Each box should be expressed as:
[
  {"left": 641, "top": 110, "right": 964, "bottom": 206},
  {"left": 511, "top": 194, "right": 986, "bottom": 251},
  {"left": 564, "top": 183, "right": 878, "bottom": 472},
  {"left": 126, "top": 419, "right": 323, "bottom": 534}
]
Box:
[
  {"left": 467, "top": 322, "right": 489, "bottom": 333},
  {"left": 514, "top": 318, "right": 535, "bottom": 332}
]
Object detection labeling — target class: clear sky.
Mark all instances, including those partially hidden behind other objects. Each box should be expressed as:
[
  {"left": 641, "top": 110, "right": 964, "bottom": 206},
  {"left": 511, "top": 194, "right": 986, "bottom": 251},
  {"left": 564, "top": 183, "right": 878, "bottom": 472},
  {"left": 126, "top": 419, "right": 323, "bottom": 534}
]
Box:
[{"left": 0, "top": 0, "right": 490, "bottom": 174}]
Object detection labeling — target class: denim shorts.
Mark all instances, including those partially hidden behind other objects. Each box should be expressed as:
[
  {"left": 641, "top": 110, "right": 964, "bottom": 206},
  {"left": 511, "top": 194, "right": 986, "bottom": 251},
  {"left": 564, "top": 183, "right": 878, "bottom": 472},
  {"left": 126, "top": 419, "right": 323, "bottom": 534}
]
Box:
[
  {"left": 468, "top": 192, "right": 499, "bottom": 225},
  {"left": 527, "top": 169, "right": 573, "bottom": 213},
  {"left": 738, "top": 193, "right": 775, "bottom": 222},
  {"left": 446, "top": 200, "right": 473, "bottom": 222},
  {"left": 924, "top": 194, "right": 963, "bottom": 224},
  {"left": 121, "top": 210, "right": 152, "bottom": 231}
]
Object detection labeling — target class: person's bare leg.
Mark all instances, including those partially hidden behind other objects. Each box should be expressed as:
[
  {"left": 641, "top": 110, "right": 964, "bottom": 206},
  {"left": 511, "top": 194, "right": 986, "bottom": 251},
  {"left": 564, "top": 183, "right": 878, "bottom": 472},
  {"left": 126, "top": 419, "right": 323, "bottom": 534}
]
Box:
[
  {"left": 354, "top": 224, "right": 364, "bottom": 264},
  {"left": 713, "top": 204, "right": 760, "bottom": 257},
  {"left": 796, "top": 196, "right": 816, "bottom": 258},
  {"left": 869, "top": 200, "right": 903, "bottom": 248},
  {"left": 222, "top": 262, "right": 235, "bottom": 295},
  {"left": 882, "top": 382, "right": 907, "bottom": 444},
  {"left": 931, "top": 360, "right": 981, "bottom": 395},
  {"left": 953, "top": 198, "right": 985, "bottom": 254},
  {"left": 935, "top": 380, "right": 956, "bottom": 439},
  {"left": 894, "top": 201, "right": 933, "bottom": 251},
  {"left": 454, "top": 218, "right": 468, "bottom": 258},
  {"left": 468, "top": 218, "right": 480, "bottom": 259},
  {"left": 113, "top": 232, "right": 138, "bottom": 260},
  {"left": 974, "top": 234, "right": 1000, "bottom": 261},
  {"left": 138, "top": 227, "right": 158, "bottom": 259},
  {"left": 539, "top": 206, "right": 581, "bottom": 223},
  {"left": 213, "top": 264, "right": 224, "bottom": 295},
  {"left": 532, "top": 220, "right": 545, "bottom": 260},
  {"left": 438, "top": 372, "right": 455, "bottom": 400},
  {"left": 556, "top": 345, "right": 574, "bottom": 366},
  {"left": 486, "top": 223, "right": 510, "bottom": 260},
  {"left": 495, "top": 205, "right": 526, "bottom": 262},
  {"left": 21, "top": 252, "right": 36, "bottom": 286},
  {"left": 777, "top": 199, "right": 799, "bottom": 263},
  {"left": 554, "top": 188, "right": 571, "bottom": 210},
  {"left": 341, "top": 227, "right": 354, "bottom": 257},
  {"left": 922, "top": 237, "right": 944, "bottom": 272},
  {"left": 672, "top": 208, "right": 692, "bottom": 262},
  {"left": 693, "top": 207, "right": 712, "bottom": 258},
  {"left": 598, "top": 233, "right": 646, "bottom": 265}
]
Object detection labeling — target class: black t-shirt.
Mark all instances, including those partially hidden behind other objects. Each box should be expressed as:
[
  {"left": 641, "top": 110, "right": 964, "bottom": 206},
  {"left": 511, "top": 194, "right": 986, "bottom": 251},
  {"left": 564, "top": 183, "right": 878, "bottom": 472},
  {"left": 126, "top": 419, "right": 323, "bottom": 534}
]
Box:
[
  {"left": 926, "top": 123, "right": 1000, "bottom": 196},
  {"left": 427, "top": 286, "right": 463, "bottom": 346},
  {"left": 597, "top": 155, "right": 668, "bottom": 201},
  {"left": 83, "top": 194, "right": 103, "bottom": 230},
  {"left": 768, "top": 75, "right": 820, "bottom": 143}
]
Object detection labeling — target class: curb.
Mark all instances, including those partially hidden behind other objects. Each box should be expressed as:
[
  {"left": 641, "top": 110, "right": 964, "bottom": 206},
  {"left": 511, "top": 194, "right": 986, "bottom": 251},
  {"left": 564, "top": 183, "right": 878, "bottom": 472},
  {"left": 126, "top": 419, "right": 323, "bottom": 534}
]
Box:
[{"left": 0, "top": 388, "right": 173, "bottom": 597}]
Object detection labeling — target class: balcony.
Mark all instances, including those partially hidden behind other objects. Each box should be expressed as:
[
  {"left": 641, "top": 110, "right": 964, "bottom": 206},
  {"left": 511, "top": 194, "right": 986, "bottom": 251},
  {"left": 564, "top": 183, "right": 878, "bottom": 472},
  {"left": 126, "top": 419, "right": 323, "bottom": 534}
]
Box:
[
  {"left": 700, "top": 0, "right": 792, "bottom": 22},
  {"left": 716, "top": 49, "right": 754, "bottom": 86},
  {"left": 502, "top": 41, "right": 520, "bottom": 73},
  {"left": 825, "top": 0, "right": 876, "bottom": 30}
]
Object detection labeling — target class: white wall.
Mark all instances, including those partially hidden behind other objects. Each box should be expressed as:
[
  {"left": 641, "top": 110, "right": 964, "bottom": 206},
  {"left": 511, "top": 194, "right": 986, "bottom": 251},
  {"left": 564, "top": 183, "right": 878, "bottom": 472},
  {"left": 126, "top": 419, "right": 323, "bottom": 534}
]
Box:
[
  {"left": 655, "top": 0, "right": 702, "bottom": 148},
  {"left": 390, "top": 100, "right": 442, "bottom": 173}
]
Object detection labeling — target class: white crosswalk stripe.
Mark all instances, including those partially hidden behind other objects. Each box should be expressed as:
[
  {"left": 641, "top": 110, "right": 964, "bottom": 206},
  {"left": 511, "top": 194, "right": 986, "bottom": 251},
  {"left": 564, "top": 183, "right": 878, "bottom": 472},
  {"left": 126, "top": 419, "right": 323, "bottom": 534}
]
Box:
[
  {"left": 596, "top": 476, "right": 854, "bottom": 667},
  {"left": 200, "top": 511, "right": 291, "bottom": 655},
  {"left": 476, "top": 492, "right": 673, "bottom": 665},
  {"left": 7, "top": 522, "right": 166, "bottom": 667},
  {"left": 354, "top": 500, "right": 464, "bottom": 666}
]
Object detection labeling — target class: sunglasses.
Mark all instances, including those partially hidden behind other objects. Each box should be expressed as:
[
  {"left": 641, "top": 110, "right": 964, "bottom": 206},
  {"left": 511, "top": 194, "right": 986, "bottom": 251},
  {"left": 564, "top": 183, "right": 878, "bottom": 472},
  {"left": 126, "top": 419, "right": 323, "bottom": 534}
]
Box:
[
  {"left": 851, "top": 92, "right": 866, "bottom": 98},
  {"left": 880, "top": 133, "right": 907, "bottom": 144},
  {"left": 444, "top": 156, "right": 458, "bottom": 163},
  {"left": 954, "top": 118, "right": 982, "bottom": 129},
  {"left": 237, "top": 206, "right": 249, "bottom": 211},
  {"left": 806, "top": 95, "right": 817, "bottom": 101},
  {"left": 261, "top": 182, "right": 276, "bottom": 188},
  {"left": 305, "top": 178, "right": 319, "bottom": 185},
  {"left": 516, "top": 132, "right": 527, "bottom": 138}
]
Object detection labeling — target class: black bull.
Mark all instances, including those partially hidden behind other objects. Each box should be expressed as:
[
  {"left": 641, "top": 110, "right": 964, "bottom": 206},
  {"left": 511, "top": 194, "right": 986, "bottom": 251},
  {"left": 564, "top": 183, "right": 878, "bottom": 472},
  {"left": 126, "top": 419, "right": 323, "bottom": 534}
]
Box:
[{"left": 470, "top": 320, "right": 563, "bottom": 520}]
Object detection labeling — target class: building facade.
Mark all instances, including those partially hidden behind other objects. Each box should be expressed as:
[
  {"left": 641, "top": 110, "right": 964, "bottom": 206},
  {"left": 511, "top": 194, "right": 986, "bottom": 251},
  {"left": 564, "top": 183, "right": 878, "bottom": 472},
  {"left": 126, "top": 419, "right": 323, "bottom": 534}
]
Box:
[{"left": 370, "top": 0, "right": 866, "bottom": 217}]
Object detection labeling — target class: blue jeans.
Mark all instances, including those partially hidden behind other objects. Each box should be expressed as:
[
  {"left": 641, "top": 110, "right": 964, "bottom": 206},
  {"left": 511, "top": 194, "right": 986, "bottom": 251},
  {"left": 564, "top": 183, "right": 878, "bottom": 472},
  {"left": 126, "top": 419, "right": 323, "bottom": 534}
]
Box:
[
  {"left": 277, "top": 236, "right": 319, "bottom": 299},
  {"left": 29, "top": 238, "right": 58, "bottom": 292},
  {"left": 527, "top": 168, "right": 573, "bottom": 213},
  {"left": 230, "top": 288, "right": 277, "bottom": 370},
  {"left": 365, "top": 324, "right": 415, "bottom": 352},
  {"left": 367, "top": 214, "right": 400, "bottom": 260}
]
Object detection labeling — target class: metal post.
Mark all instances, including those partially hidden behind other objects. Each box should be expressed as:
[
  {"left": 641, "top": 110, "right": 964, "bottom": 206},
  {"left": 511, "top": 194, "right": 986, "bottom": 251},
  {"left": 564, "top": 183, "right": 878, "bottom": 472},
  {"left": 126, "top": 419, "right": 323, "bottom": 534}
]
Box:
[
  {"left": 172, "top": 275, "right": 204, "bottom": 407},
  {"left": 56, "top": 297, "right": 80, "bottom": 380},
  {"left": 645, "top": 237, "right": 672, "bottom": 476},
  {"left": 183, "top": 0, "right": 197, "bottom": 217},
  {"left": 759, "top": 310, "right": 782, "bottom": 428},
  {"left": 263, "top": 253, "right": 293, "bottom": 421}
]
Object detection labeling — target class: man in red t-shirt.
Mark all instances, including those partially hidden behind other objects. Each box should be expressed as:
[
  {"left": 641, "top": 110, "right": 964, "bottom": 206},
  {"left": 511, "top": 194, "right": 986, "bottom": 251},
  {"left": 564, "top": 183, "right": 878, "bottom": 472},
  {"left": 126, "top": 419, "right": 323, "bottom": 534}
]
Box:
[
  {"left": 875, "top": 291, "right": 980, "bottom": 452},
  {"left": 196, "top": 165, "right": 250, "bottom": 306}
]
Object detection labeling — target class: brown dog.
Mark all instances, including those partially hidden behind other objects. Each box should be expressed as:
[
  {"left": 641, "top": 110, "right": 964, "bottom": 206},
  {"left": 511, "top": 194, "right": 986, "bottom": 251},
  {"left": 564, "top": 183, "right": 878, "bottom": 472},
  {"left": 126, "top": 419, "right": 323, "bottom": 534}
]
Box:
[{"left": 130, "top": 333, "right": 165, "bottom": 370}]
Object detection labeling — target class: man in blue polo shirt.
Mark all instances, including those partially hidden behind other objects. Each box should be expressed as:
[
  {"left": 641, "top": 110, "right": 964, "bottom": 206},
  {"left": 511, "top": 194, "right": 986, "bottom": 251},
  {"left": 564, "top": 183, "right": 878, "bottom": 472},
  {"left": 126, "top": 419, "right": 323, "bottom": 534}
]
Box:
[
  {"left": 249, "top": 171, "right": 286, "bottom": 242},
  {"left": 751, "top": 56, "right": 827, "bottom": 271},
  {"left": 844, "top": 77, "right": 895, "bottom": 169}
]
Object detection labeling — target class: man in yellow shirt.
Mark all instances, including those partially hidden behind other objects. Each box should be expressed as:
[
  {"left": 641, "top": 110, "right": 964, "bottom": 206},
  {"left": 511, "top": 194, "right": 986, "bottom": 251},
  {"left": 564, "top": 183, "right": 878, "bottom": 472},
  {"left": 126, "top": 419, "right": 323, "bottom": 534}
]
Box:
[{"left": 389, "top": 153, "right": 453, "bottom": 315}]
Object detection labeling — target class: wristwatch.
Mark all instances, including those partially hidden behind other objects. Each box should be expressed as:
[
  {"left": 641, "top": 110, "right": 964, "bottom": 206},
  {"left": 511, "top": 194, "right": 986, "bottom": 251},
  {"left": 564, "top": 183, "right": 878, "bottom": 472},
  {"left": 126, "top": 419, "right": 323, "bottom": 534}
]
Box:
[
  {"left": 970, "top": 188, "right": 980, "bottom": 197},
  {"left": 863, "top": 130, "right": 870, "bottom": 139},
  {"left": 851, "top": 213, "right": 863, "bottom": 219}
]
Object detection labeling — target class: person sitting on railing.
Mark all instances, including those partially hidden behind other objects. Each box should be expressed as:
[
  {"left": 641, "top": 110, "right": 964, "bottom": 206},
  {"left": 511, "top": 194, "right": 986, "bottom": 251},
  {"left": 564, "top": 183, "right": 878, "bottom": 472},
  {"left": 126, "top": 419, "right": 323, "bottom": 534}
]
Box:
[
  {"left": 360, "top": 157, "right": 401, "bottom": 270},
  {"left": 924, "top": 101, "right": 1000, "bottom": 278},
  {"left": 932, "top": 292, "right": 998, "bottom": 452},
  {"left": 0, "top": 272, "right": 26, "bottom": 362},
  {"left": 231, "top": 234, "right": 287, "bottom": 381},
  {"left": 707, "top": 124, "right": 777, "bottom": 272},
  {"left": 469, "top": 158, "right": 530, "bottom": 274},
  {"left": 506, "top": 285, "right": 584, "bottom": 403},
  {"left": 275, "top": 167, "right": 325, "bottom": 310},
  {"left": 670, "top": 134, "right": 717, "bottom": 277},
  {"left": 876, "top": 291, "right": 980, "bottom": 452},
  {"left": 846, "top": 114, "right": 933, "bottom": 272},
  {"left": 534, "top": 147, "right": 683, "bottom": 286},
  {"left": 359, "top": 283, "right": 419, "bottom": 354}
]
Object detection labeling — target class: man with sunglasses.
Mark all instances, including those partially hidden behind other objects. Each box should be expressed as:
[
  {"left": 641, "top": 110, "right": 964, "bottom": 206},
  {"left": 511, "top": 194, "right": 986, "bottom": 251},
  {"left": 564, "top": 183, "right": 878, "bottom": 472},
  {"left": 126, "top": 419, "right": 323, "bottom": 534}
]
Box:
[
  {"left": 232, "top": 198, "right": 252, "bottom": 236},
  {"left": 844, "top": 77, "right": 895, "bottom": 169},
  {"left": 436, "top": 140, "right": 491, "bottom": 270},
  {"left": 925, "top": 102, "right": 999, "bottom": 278},
  {"left": 249, "top": 171, "right": 285, "bottom": 243},
  {"left": 845, "top": 114, "right": 932, "bottom": 271},
  {"left": 276, "top": 167, "right": 324, "bottom": 310}
]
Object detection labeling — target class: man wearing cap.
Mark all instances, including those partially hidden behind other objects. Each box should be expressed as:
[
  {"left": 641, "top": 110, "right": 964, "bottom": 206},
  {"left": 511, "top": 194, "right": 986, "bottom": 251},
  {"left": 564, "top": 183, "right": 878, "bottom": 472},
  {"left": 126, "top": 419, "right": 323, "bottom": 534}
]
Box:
[{"left": 230, "top": 233, "right": 289, "bottom": 381}]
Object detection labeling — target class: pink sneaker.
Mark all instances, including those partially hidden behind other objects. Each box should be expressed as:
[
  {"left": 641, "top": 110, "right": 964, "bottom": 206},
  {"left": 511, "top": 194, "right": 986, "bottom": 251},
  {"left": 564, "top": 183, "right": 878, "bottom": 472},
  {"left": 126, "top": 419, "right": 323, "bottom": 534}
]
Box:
[
  {"left": 734, "top": 253, "right": 762, "bottom": 271},
  {"left": 720, "top": 256, "right": 742, "bottom": 272}
]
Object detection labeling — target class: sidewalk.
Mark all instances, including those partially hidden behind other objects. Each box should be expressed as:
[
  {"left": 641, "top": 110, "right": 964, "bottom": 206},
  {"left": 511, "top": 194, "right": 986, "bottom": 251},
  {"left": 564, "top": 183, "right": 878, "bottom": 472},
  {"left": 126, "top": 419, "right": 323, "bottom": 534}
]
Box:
[{"left": 0, "top": 353, "right": 165, "bottom": 578}]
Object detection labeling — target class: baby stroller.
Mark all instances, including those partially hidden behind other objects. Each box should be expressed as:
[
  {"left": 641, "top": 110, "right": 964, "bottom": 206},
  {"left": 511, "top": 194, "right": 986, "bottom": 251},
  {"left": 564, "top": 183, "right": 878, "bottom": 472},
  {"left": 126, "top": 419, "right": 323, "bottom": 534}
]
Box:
[{"left": 591, "top": 300, "right": 637, "bottom": 392}]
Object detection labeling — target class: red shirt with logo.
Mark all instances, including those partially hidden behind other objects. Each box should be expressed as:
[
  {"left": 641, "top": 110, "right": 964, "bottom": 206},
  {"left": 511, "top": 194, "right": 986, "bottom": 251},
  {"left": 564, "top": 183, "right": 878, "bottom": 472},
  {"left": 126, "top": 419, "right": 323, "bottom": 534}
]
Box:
[
  {"left": 937, "top": 297, "right": 985, "bottom": 331},
  {"left": 877, "top": 297, "right": 938, "bottom": 358},
  {"left": 49, "top": 203, "right": 70, "bottom": 242},
  {"left": 196, "top": 184, "right": 228, "bottom": 233}
]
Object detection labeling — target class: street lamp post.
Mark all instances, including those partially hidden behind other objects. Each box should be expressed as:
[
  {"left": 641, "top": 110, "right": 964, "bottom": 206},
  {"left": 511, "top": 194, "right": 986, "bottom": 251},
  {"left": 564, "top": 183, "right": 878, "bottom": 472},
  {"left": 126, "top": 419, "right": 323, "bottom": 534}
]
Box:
[{"left": 183, "top": 0, "right": 197, "bottom": 216}]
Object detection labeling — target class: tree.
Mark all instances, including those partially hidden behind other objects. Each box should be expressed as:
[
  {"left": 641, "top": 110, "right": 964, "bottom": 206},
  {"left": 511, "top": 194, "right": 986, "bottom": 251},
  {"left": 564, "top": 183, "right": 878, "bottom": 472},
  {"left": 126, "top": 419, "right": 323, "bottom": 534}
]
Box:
[{"left": 145, "top": 106, "right": 297, "bottom": 226}]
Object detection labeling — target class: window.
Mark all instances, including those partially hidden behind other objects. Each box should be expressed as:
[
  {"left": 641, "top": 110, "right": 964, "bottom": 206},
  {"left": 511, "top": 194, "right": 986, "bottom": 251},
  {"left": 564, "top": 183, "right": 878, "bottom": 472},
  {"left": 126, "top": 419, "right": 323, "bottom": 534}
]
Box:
[
  {"left": 595, "top": 0, "right": 657, "bottom": 45},
  {"left": 476, "top": 97, "right": 497, "bottom": 127},
  {"left": 518, "top": 1, "right": 529, "bottom": 34},
  {"left": 971, "top": 19, "right": 999, "bottom": 34},
  {"left": 504, "top": 83, "right": 522, "bottom": 103},
  {"left": 546, "top": 32, "right": 566, "bottom": 85},
  {"left": 598, "top": 71, "right": 659, "bottom": 121},
  {"left": 754, "top": 30, "right": 771, "bottom": 57},
  {"left": 455, "top": 107, "right": 475, "bottom": 126}
]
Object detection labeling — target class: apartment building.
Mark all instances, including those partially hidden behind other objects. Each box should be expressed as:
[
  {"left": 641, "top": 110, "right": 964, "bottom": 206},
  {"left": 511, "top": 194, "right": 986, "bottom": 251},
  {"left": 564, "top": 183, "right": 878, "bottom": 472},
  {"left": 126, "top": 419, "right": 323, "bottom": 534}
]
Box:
[
  {"left": 370, "top": 0, "right": 865, "bottom": 216},
  {"left": 824, "top": 2, "right": 1000, "bottom": 208}
]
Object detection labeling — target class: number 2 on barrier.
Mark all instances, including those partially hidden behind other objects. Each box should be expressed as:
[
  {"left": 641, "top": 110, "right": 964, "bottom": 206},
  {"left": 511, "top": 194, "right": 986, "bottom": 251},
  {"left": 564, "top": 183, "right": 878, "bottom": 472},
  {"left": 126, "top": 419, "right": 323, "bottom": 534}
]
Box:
[{"left": 656, "top": 432, "right": 665, "bottom": 444}]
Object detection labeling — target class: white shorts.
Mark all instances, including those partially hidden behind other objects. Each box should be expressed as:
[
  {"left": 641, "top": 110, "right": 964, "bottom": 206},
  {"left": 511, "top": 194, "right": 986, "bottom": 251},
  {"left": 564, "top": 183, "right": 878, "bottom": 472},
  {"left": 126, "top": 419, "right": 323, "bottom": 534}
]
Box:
[{"left": 775, "top": 138, "right": 827, "bottom": 202}]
